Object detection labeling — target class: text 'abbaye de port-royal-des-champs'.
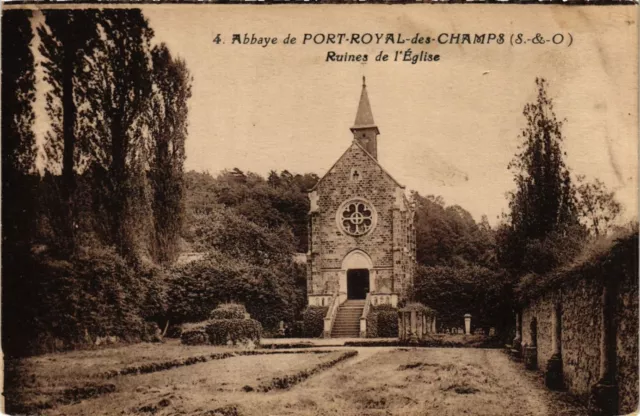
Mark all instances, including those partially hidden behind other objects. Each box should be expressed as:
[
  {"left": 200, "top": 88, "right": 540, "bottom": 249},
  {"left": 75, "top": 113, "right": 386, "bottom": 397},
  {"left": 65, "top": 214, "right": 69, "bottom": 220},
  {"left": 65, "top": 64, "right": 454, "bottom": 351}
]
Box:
[{"left": 227, "top": 32, "right": 506, "bottom": 63}]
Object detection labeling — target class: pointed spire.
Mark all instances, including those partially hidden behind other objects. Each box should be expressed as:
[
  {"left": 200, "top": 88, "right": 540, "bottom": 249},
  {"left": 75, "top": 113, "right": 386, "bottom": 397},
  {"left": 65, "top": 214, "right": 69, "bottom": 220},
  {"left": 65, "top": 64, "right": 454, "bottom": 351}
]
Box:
[
  {"left": 350, "top": 77, "right": 380, "bottom": 159},
  {"left": 351, "top": 77, "right": 379, "bottom": 132}
]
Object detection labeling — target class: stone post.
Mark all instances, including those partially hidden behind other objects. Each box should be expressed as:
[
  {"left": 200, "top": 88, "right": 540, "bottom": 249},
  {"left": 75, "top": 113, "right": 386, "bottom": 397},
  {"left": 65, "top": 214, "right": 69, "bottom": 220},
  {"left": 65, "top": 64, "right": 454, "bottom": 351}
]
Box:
[
  {"left": 431, "top": 316, "right": 437, "bottom": 334},
  {"left": 513, "top": 312, "right": 522, "bottom": 355},
  {"left": 524, "top": 317, "right": 538, "bottom": 370},
  {"left": 417, "top": 311, "right": 424, "bottom": 341},
  {"left": 545, "top": 300, "right": 563, "bottom": 390},
  {"left": 409, "top": 310, "right": 418, "bottom": 344},
  {"left": 589, "top": 279, "right": 618, "bottom": 416},
  {"left": 464, "top": 313, "right": 472, "bottom": 335}
]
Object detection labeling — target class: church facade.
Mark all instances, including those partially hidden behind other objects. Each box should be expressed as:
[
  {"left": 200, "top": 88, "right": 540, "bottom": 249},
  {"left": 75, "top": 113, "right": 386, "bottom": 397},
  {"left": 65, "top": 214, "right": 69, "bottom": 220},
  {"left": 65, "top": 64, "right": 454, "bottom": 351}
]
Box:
[{"left": 306, "top": 80, "right": 416, "bottom": 310}]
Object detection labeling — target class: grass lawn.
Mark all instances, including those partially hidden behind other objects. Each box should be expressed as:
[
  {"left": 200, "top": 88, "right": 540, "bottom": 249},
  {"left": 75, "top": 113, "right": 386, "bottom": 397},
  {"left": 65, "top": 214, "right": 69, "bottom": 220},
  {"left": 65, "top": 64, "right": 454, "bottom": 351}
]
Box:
[
  {"left": 4, "top": 340, "right": 247, "bottom": 413},
  {"left": 49, "top": 350, "right": 350, "bottom": 415},
  {"left": 9, "top": 345, "right": 588, "bottom": 416}
]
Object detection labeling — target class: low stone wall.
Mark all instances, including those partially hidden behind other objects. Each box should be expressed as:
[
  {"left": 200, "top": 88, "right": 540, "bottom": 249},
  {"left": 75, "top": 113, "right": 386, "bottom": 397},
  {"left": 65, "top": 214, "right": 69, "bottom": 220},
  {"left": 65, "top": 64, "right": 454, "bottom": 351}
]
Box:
[{"left": 520, "top": 235, "right": 638, "bottom": 414}]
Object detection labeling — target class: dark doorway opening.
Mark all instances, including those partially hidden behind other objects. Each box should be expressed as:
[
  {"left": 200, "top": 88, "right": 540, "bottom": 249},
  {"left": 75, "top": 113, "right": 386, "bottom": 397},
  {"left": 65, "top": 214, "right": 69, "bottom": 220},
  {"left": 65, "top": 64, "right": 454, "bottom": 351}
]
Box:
[{"left": 347, "top": 269, "right": 369, "bottom": 299}]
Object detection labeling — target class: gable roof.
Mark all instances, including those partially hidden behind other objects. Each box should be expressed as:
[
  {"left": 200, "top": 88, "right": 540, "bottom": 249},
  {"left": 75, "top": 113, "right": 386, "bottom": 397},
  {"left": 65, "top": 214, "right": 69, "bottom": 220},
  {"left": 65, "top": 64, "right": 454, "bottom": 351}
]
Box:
[{"left": 309, "top": 140, "right": 404, "bottom": 192}]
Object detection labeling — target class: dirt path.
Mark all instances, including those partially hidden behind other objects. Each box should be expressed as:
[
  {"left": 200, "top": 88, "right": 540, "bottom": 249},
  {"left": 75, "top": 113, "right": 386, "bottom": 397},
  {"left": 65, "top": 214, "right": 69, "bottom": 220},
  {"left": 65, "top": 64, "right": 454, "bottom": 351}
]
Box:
[{"left": 280, "top": 348, "right": 587, "bottom": 416}]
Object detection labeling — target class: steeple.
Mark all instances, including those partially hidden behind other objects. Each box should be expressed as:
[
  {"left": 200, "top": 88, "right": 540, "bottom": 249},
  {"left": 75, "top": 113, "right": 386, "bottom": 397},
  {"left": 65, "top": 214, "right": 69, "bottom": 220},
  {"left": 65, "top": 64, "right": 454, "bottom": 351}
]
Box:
[{"left": 350, "top": 77, "right": 380, "bottom": 159}]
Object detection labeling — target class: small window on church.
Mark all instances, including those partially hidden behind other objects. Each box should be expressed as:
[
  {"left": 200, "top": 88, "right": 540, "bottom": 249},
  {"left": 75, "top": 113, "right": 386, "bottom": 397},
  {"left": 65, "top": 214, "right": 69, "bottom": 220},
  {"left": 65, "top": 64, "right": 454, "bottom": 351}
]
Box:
[{"left": 350, "top": 169, "right": 361, "bottom": 182}]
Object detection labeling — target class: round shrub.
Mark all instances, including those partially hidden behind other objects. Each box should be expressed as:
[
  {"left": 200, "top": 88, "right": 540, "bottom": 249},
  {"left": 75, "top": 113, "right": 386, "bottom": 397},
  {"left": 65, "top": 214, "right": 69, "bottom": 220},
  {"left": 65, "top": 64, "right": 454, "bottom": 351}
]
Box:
[
  {"left": 205, "top": 319, "right": 262, "bottom": 345},
  {"left": 302, "top": 306, "right": 327, "bottom": 338},
  {"left": 210, "top": 303, "right": 247, "bottom": 320},
  {"left": 181, "top": 328, "right": 209, "bottom": 345}
]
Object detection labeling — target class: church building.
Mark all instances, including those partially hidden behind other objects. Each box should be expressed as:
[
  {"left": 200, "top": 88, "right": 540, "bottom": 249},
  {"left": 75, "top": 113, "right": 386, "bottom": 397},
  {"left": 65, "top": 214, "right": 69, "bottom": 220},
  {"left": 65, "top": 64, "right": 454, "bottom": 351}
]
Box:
[{"left": 306, "top": 79, "right": 416, "bottom": 337}]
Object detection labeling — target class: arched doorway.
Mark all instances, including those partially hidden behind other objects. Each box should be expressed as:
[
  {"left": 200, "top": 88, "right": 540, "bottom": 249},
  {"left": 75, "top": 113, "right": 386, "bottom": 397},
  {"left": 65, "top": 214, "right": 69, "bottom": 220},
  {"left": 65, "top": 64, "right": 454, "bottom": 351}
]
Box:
[{"left": 340, "top": 250, "right": 374, "bottom": 303}]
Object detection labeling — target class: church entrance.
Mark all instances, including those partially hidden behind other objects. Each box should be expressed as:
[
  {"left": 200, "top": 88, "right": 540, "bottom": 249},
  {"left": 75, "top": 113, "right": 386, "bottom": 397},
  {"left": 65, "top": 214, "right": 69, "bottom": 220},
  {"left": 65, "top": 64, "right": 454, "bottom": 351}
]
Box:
[{"left": 347, "top": 269, "right": 369, "bottom": 299}]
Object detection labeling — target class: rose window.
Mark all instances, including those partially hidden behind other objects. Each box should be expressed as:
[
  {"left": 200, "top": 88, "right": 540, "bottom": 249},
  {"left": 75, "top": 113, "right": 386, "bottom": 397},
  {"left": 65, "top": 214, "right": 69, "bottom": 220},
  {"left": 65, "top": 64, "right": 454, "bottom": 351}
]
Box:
[{"left": 338, "top": 200, "right": 376, "bottom": 236}]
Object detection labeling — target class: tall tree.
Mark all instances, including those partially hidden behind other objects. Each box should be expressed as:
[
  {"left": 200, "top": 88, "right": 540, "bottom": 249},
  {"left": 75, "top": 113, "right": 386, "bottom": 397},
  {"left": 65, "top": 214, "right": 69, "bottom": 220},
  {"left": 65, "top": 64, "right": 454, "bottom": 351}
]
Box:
[
  {"left": 2, "top": 10, "right": 37, "bottom": 249},
  {"left": 38, "top": 10, "right": 102, "bottom": 253},
  {"left": 76, "top": 9, "right": 156, "bottom": 256},
  {"left": 2, "top": 10, "right": 37, "bottom": 175},
  {"left": 148, "top": 43, "right": 192, "bottom": 263},
  {"left": 575, "top": 175, "right": 622, "bottom": 237},
  {"left": 498, "top": 78, "right": 582, "bottom": 272}
]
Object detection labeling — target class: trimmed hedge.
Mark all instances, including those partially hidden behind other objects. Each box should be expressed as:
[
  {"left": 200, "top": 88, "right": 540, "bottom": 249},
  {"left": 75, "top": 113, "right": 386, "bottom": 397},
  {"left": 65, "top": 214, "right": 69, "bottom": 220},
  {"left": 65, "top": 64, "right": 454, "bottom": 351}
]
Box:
[
  {"left": 302, "top": 306, "right": 327, "bottom": 338},
  {"left": 206, "top": 319, "right": 262, "bottom": 346},
  {"left": 366, "top": 310, "right": 378, "bottom": 338},
  {"left": 210, "top": 303, "right": 247, "bottom": 320},
  {"left": 366, "top": 305, "right": 398, "bottom": 338},
  {"left": 377, "top": 310, "right": 399, "bottom": 337},
  {"left": 256, "top": 350, "right": 358, "bottom": 392}
]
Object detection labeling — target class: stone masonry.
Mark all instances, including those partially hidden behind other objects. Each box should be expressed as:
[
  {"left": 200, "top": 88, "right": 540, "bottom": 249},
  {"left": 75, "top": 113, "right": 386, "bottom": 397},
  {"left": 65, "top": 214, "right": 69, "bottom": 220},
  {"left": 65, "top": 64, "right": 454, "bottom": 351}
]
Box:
[{"left": 306, "top": 79, "right": 416, "bottom": 308}]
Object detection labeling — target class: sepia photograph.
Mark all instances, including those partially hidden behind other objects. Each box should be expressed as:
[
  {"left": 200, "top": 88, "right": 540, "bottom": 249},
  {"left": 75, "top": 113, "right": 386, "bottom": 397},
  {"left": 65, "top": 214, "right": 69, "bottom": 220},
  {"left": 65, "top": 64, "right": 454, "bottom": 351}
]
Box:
[{"left": 1, "top": 4, "right": 638, "bottom": 416}]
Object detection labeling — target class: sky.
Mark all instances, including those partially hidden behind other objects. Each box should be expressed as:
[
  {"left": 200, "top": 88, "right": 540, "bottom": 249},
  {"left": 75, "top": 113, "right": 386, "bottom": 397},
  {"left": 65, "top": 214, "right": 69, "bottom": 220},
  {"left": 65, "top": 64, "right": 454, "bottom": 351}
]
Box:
[{"left": 26, "top": 4, "right": 638, "bottom": 225}]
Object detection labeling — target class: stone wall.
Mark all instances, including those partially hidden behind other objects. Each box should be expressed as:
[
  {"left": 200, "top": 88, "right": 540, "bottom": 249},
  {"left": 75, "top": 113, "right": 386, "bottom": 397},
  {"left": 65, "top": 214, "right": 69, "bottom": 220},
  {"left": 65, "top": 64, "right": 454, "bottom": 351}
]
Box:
[
  {"left": 520, "top": 235, "right": 638, "bottom": 413},
  {"left": 617, "top": 259, "right": 639, "bottom": 413},
  {"left": 521, "top": 289, "right": 556, "bottom": 370}
]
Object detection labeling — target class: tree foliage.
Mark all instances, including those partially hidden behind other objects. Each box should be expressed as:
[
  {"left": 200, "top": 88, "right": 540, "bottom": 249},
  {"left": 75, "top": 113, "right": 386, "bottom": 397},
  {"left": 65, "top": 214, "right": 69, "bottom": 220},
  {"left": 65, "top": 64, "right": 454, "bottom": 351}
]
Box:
[
  {"left": 2, "top": 10, "right": 37, "bottom": 175},
  {"left": 412, "top": 192, "right": 496, "bottom": 268},
  {"left": 498, "top": 78, "right": 584, "bottom": 274},
  {"left": 184, "top": 169, "right": 318, "bottom": 253},
  {"left": 413, "top": 265, "right": 512, "bottom": 334},
  {"left": 575, "top": 175, "right": 622, "bottom": 237},
  {"left": 172, "top": 169, "right": 315, "bottom": 330},
  {"left": 2, "top": 9, "right": 191, "bottom": 356},
  {"left": 148, "top": 44, "right": 192, "bottom": 263},
  {"left": 2, "top": 10, "right": 38, "bottom": 250}
]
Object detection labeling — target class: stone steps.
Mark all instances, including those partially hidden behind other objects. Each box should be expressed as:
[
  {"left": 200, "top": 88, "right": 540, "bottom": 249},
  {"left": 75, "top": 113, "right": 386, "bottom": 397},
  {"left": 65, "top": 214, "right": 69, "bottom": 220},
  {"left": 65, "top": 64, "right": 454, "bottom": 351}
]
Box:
[{"left": 331, "top": 300, "right": 365, "bottom": 338}]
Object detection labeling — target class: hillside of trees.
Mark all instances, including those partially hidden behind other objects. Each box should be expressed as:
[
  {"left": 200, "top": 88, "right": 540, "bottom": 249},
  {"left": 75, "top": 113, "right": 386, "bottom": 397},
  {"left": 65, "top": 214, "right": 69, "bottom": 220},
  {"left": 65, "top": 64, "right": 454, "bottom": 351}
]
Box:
[{"left": 167, "top": 170, "right": 318, "bottom": 331}]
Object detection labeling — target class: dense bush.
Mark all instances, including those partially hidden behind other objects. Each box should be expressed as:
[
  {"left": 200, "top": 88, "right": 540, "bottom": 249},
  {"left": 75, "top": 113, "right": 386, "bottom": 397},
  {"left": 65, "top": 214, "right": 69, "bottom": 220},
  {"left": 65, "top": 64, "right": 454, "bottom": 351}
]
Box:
[
  {"left": 210, "top": 303, "right": 247, "bottom": 320},
  {"left": 366, "top": 305, "right": 398, "bottom": 338},
  {"left": 205, "top": 319, "right": 262, "bottom": 346},
  {"left": 168, "top": 253, "right": 306, "bottom": 332},
  {"left": 413, "top": 264, "right": 511, "bottom": 334},
  {"left": 302, "top": 306, "right": 327, "bottom": 338},
  {"left": 365, "top": 311, "right": 378, "bottom": 338},
  {"left": 291, "top": 321, "right": 305, "bottom": 338},
  {"left": 2, "top": 247, "right": 168, "bottom": 356},
  {"left": 377, "top": 309, "right": 399, "bottom": 337}
]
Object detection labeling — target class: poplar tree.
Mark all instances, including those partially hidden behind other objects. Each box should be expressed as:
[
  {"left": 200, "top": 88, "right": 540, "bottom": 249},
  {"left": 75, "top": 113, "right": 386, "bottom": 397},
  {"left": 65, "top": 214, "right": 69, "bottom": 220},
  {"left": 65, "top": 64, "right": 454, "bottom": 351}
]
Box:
[
  {"left": 38, "top": 10, "right": 101, "bottom": 253},
  {"left": 499, "top": 78, "right": 582, "bottom": 272},
  {"left": 148, "top": 43, "right": 192, "bottom": 263},
  {"left": 2, "top": 10, "right": 37, "bottom": 249}
]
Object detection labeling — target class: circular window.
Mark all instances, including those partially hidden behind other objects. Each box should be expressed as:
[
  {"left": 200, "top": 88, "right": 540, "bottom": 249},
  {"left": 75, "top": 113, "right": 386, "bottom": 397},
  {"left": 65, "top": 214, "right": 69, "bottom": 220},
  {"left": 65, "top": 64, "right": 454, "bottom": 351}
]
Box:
[{"left": 337, "top": 199, "right": 377, "bottom": 236}]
